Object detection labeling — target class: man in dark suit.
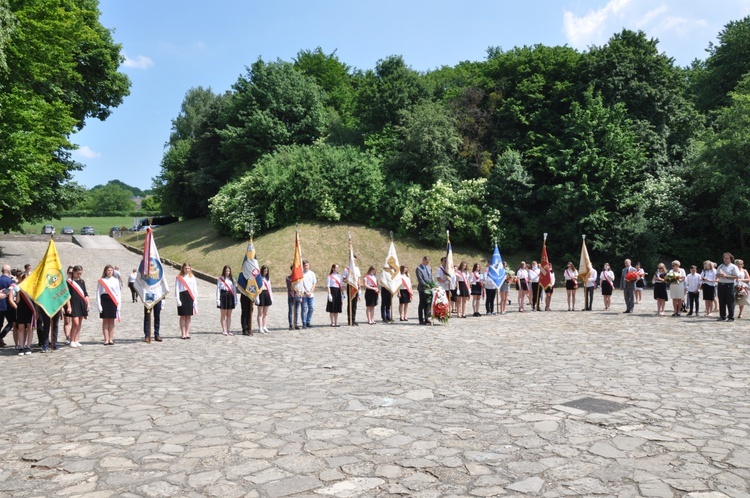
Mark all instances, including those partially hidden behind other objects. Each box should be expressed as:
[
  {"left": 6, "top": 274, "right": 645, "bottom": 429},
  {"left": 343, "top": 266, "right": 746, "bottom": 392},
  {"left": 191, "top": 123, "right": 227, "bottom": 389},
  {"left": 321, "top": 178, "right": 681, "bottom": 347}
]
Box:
[
  {"left": 620, "top": 259, "right": 636, "bottom": 313},
  {"left": 416, "top": 256, "right": 433, "bottom": 324}
]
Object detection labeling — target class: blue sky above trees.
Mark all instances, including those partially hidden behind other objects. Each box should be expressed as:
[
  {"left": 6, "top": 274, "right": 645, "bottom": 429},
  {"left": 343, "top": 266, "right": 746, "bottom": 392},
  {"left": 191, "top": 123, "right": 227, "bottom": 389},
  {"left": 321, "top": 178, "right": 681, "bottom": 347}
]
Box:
[{"left": 72, "top": 0, "right": 750, "bottom": 190}]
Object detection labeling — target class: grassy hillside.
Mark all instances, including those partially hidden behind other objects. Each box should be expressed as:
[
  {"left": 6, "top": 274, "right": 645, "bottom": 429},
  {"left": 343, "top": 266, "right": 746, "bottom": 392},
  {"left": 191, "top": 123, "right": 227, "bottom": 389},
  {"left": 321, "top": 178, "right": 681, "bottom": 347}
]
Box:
[{"left": 120, "top": 218, "right": 533, "bottom": 278}]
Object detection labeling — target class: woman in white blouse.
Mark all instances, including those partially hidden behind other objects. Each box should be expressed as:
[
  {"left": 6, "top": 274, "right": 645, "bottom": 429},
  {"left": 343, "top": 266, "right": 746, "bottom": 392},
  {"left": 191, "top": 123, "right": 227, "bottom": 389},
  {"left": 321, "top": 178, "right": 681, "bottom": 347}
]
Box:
[
  {"left": 599, "top": 263, "right": 615, "bottom": 311},
  {"left": 175, "top": 263, "right": 198, "bottom": 339},
  {"left": 216, "top": 265, "right": 238, "bottom": 336},
  {"left": 564, "top": 262, "right": 578, "bottom": 311},
  {"left": 97, "top": 265, "right": 122, "bottom": 345},
  {"left": 700, "top": 260, "right": 717, "bottom": 316},
  {"left": 516, "top": 262, "right": 529, "bottom": 312}
]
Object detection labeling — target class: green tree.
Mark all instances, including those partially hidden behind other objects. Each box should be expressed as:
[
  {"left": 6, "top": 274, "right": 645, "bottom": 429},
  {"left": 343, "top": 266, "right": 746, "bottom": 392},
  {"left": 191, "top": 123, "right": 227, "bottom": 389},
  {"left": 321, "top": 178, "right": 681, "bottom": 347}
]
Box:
[
  {"left": 139, "top": 195, "right": 161, "bottom": 213},
  {"left": 692, "top": 16, "right": 750, "bottom": 113},
  {"left": 485, "top": 149, "right": 534, "bottom": 250},
  {"left": 0, "top": 0, "right": 130, "bottom": 232},
  {"left": 385, "top": 101, "right": 462, "bottom": 188},
  {"left": 84, "top": 183, "right": 134, "bottom": 214},
  {"left": 0, "top": 0, "right": 15, "bottom": 73},
  {"left": 219, "top": 58, "right": 328, "bottom": 170},
  {"left": 355, "top": 55, "right": 428, "bottom": 135}
]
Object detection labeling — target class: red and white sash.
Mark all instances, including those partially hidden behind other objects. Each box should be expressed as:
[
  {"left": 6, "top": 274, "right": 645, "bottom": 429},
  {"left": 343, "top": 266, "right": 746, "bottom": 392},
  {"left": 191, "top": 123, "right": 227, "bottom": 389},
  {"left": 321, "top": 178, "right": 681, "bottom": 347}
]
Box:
[
  {"left": 330, "top": 275, "right": 342, "bottom": 289},
  {"left": 177, "top": 275, "right": 197, "bottom": 314},
  {"left": 472, "top": 271, "right": 481, "bottom": 285},
  {"left": 98, "top": 278, "right": 121, "bottom": 321},
  {"left": 603, "top": 272, "right": 614, "bottom": 288},
  {"left": 365, "top": 274, "right": 379, "bottom": 293},
  {"left": 262, "top": 278, "right": 273, "bottom": 301},
  {"left": 220, "top": 277, "right": 235, "bottom": 298},
  {"left": 67, "top": 278, "right": 86, "bottom": 300},
  {"left": 401, "top": 275, "right": 413, "bottom": 298}
]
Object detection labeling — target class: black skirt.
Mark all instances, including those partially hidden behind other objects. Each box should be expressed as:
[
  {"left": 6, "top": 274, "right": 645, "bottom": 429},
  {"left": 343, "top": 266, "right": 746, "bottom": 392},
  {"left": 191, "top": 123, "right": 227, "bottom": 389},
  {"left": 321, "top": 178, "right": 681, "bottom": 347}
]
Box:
[
  {"left": 519, "top": 280, "right": 529, "bottom": 292},
  {"left": 68, "top": 281, "right": 88, "bottom": 318},
  {"left": 219, "top": 289, "right": 236, "bottom": 309},
  {"left": 365, "top": 288, "right": 378, "bottom": 307},
  {"left": 99, "top": 293, "right": 117, "bottom": 319},
  {"left": 15, "top": 297, "right": 34, "bottom": 325},
  {"left": 5, "top": 303, "right": 16, "bottom": 323},
  {"left": 326, "top": 287, "right": 342, "bottom": 313},
  {"left": 399, "top": 289, "right": 411, "bottom": 304},
  {"left": 257, "top": 290, "right": 272, "bottom": 307},
  {"left": 458, "top": 281, "right": 469, "bottom": 296},
  {"left": 565, "top": 279, "right": 576, "bottom": 291},
  {"left": 701, "top": 284, "right": 715, "bottom": 301},
  {"left": 470, "top": 283, "right": 482, "bottom": 296},
  {"left": 177, "top": 290, "right": 195, "bottom": 316},
  {"left": 601, "top": 280, "right": 613, "bottom": 296},
  {"left": 653, "top": 282, "right": 668, "bottom": 301}
]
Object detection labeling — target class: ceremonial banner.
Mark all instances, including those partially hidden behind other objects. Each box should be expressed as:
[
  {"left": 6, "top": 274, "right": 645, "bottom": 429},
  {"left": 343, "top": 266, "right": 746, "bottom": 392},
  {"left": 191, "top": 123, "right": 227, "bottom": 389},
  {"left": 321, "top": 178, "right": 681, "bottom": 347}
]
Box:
[
  {"left": 290, "top": 231, "right": 304, "bottom": 295},
  {"left": 578, "top": 235, "right": 593, "bottom": 284},
  {"left": 134, "top": 227, "right": 169, "bottom": 309},
  {"left": 18, "top": 239, "right": 70, "bottom": 317},
  {"left": 487, "top": 244, "right": 506, "bottom": 288},
  {"left": 445, "top": 232, "right": 455, "bottom": 280},
  {"left": 379, "top": 241, "right": 402, "bottom": 295},
  {"left": 238, "top": 236, "right": 264, "bottom": 299},
  {"left": 346, "top": 235, "right": 359, "bottom": 299},
  {"left": 539, "top": 238, "right": 552, "bottom": 289}
]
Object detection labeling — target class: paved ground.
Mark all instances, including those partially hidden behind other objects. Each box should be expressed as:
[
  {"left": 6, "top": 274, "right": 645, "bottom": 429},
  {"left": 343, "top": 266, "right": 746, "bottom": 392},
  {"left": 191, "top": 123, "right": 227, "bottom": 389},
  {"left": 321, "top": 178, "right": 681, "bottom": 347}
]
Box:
[{"left": 0, "top": 239, "right": 749, "bottom": 497}]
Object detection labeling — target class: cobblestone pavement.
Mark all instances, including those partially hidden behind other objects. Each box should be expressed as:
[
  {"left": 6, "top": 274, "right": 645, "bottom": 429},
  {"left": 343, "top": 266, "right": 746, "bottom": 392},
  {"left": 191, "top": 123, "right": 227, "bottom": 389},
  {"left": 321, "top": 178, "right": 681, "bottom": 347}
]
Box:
[{"left": 1, "top": 239, "right": 749, "bottom": 497}]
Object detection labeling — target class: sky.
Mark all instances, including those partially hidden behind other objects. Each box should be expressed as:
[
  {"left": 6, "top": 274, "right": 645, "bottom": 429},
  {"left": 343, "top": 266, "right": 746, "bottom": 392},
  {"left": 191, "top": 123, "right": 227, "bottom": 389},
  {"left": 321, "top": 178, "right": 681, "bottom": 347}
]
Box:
[{"left": 70, "top": 0, "right": 750, "bottom": 191}]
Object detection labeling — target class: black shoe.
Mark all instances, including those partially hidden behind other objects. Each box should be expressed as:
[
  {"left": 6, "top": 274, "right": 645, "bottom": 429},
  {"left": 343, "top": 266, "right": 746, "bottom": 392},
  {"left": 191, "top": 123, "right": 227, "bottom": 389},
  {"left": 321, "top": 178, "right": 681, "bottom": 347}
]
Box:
[
  {"left": 728, "top": 318, "right": 735, "bottom": 322},
  {"left": 306, "top": 324, "right": 312, "bottom": 328},
  {"left": 717, "top": 317, "right": 726, "bottom": 321},
  {"left": 419, "top": 320, "right": 425, "bottom": 324}
]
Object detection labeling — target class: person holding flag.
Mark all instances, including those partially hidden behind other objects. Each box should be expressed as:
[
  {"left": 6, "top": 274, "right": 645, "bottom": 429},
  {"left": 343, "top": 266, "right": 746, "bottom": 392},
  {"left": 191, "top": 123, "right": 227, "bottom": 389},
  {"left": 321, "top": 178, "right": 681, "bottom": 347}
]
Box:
[
  {"left": 379, "top": 239, "right": 402, "bottom": 324},
  {"left": 237, "top": 237, "right": 264, "bottom": 336},
  {"left": 96, "top": 265, "right": 122, "bottom": 345},
  {"left": 486, "top": 244, "right": 506, "bottom": 315},
  {"left": 343, "top": 248, "right": 361, "bottom": 326},
  {"left": 135, "top": 226, "right": 169, "bottom": 342},
  {"left": 578, "top": 235, "right": 594, "bottom": 311}
]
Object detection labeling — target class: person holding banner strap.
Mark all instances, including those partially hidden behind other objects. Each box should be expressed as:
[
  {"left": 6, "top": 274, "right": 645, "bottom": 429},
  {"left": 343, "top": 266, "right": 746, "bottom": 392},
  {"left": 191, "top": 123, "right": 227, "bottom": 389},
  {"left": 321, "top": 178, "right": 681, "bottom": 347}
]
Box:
[
  {"left": 216, "top": 265, "right": 238, "bottom": 336},
  {"left": 97, "top": 265, "right": 121, "bottom": 345},
  {"left": 175, "top": 263, "right": 198, "bottom": 339}
]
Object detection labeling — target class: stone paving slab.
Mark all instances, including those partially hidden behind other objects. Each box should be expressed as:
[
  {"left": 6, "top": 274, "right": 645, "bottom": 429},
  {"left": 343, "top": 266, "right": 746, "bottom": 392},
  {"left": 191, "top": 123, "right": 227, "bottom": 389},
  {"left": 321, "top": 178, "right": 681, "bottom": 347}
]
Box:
[{"left": 0, "top": 240, "right": 749, "bottom": 497}]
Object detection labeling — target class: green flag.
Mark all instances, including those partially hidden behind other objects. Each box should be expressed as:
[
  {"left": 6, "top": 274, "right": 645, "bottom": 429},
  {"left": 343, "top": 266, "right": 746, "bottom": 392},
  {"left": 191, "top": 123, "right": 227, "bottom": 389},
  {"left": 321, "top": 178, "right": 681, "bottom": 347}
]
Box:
[{"left": 18, "top": 239, "right": 70, "bottom": 316}]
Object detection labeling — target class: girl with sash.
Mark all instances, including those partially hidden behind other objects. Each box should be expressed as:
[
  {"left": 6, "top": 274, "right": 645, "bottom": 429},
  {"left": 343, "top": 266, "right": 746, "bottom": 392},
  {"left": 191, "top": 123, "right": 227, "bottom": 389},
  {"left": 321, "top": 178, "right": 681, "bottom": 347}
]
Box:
[
  {"left": 599, "top": 263, "right": 615, "bottom": 311},
  {"left": 735, "top": 259, "right": 750, "bottom": 318},
  {"left": 216, "top": 265, "right": 238, "bottom": 336},
  {"left": 701, "top": 260, "right": 717, "bottom": 316},
  {"left": 398, "top": 265, "right": 413, "bottom": 321},
  {"left": 455, "top": 261, "right": 470, "bottom": 318},
  {"left": 564, "top": 262, "right": 578, "bottom": 311},
  {"left": 66, "top": 265, "right": 89, "bottom": 348},
  {"left": 517, "top": 262, "right": 529, "bottom": 312},
  {"left": 470, "top": 263, "right": 484, "bottom": 317},
  {"left": 63, "top": 266, "right": 74, "bottom": 342},
  {"left": 363, "top": 266, "right": 379, "bottom": 325},
  {"left": 175, "top": 263, "right": 198, "bottom": 339},
  {"left": 543, "top": 264, "right": 556, "bottom": 311},
  {"left": 652, "top": 263, "right": 668, "bottom": 316},
  {"left": 634, "top": 262, "right": 646, "bottom": 304},
  {"left": 326, "top": 264, "right": 343, "bottom": 327},
  {"left": 14, "top": 273, "right": 34, "bottom": 355},
  {"left": 256, "top": 265, "right": 272, "bottom": 333},
  {"left": 97, "top": 265, "right": 121, "bottom": 345}
]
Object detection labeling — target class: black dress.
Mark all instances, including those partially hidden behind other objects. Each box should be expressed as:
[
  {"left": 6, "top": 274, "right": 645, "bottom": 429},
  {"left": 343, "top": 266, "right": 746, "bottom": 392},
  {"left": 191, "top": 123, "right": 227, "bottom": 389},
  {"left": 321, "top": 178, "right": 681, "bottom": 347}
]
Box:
[
  {"left": 68, "top": 279, "right": 89, "bottom": 318},
  {"left": 326, "top": 286, "right": 343, "bottom": 313},
  {"left": 177, "top": 290, "right": 194, "bottom": 316},
  {"left": 653, "top": 272, "right": 668, "bottom": 300},
  {"left": 99, "top": 294, "right": 117, "bottom": 319}
]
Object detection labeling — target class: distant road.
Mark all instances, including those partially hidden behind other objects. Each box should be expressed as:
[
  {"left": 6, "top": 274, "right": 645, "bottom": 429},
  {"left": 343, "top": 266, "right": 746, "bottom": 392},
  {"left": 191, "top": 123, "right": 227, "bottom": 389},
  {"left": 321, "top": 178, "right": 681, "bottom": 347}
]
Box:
[{"left": 71, "top": 235, "right": 125, "bottom": 250}]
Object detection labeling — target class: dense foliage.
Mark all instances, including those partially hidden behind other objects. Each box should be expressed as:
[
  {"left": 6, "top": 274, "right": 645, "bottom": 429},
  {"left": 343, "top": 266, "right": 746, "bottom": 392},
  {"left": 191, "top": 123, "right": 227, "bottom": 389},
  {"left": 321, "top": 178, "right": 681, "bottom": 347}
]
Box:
[
  {"left": 0, "top": 0, "right": 130, "bottom": 232},
  {"left": 153, "top": 19, "right": 750, "bottom": 266}
]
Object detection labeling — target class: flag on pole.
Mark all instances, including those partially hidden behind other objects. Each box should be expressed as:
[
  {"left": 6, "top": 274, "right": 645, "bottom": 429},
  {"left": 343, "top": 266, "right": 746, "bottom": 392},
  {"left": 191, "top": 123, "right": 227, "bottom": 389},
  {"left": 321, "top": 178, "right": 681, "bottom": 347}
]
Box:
[
  {"left": 379, "top": 240, "right": 402, "bottom": 295},
  {"left": 487, "top": 244, "right": 506, "bottom": 287},
  {"left": 578, "top": 235, "right": 593, "bottom": 284},
  {"left": 445, "top": 231, "right": 455, "bottom": 280},
  {"left": 18, "top": 239, "right": 70, "bottom": 317},
  {"left": 539, "top": 237, "right": 552, "bottom": 289},
  {"left": 134, "top": 227, "right": 169, "bottom": 309},
  {"left": 345, "top": 235, "right": 359, "bottom": 300},
  {"left": 290, "top": 230, "right": 304, "bottom": 295},
  {"left": 238, "top": 236, "right": 264, "bottom": 299}
]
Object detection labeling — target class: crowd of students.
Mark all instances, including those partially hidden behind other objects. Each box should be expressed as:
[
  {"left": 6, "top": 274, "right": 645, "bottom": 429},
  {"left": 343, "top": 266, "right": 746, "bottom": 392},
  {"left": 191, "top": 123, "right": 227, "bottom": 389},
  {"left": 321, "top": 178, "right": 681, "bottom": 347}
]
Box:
[{"left": 2, "top": 251, "right": 746, "bottom": 354}]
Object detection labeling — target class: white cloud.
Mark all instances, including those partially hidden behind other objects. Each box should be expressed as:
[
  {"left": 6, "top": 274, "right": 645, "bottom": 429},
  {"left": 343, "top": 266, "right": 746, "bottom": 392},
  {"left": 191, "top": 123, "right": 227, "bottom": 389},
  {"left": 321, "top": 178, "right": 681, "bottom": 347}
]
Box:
[
  {"left": 636, "top": 5, "right": 669, "bottom": 29},
  {"left": 123, "top": 53, "right": 154, "bottom": 70},
  {"left": 563, "top": 0, "right": 634, "bottom": 47},
  {"left": 75, "top": 146, "right": 101, "bottom": 159}
]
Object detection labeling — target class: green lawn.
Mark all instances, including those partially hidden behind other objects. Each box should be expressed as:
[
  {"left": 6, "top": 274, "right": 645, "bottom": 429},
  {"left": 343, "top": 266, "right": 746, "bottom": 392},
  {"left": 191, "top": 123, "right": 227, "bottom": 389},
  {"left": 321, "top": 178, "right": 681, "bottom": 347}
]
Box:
[{"left": 23, "top": 216, "right": 136, "bottom": 236}]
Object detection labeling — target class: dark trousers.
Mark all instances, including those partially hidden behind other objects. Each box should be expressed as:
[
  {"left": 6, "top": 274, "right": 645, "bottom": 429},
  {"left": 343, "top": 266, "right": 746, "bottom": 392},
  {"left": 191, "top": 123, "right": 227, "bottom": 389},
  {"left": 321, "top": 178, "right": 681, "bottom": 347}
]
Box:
[
  {"left": 624, "top": 286, "right": 635, "bottom": 312},
  {"left": 718, "top": 283, "right": 735, "bottom": 319},
  {"left": 39, "top": 312, "right": 60, "bottom": 347},
  {"left": 288, "top": 295, "right": 301, "bottom": 327},
  {"left": 687, "top": 291, "right": 700, "bottom": 315},
  {"left": 347, "top": 287, "right": 359, "bottom": 325},
  {"left": 240, "top": 294, "right": 252, "bottom": 333},
  {"left": 380, "top": 288, "right": 392, "bottom": 321},
  {"left": 418, "top": 288, "right": 430, "bottom": 322},
  {"left": 129, "top": 282, "right": 138, "bottom": 302},
  {"left": 531, "top": 282, "right": 540, "bottom": 310},
  {"left": 144, "top": 304, "right": 161, "bottom": 337},
  {"left": 485, "top": 288, "right": 497, "bottom": 313},
  {"left": 585, "top": 286, "right": 595, "bottom": 310}
]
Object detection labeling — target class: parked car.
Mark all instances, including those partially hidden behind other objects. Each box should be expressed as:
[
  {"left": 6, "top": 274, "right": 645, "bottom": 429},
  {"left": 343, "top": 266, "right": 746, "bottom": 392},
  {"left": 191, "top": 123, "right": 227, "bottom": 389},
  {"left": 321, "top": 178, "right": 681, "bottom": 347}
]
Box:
[
  {"left": 81, "top": 226, "right": 95, "bottom": 235},
  {"left": 61, "top": 226, "right": 74, "bottom": 235},
  {"left": 109, "top": 227, "right": 120, "bottom": 237},
  {"left": 42, "top": 225, "right": 55, "bottom": 235}
]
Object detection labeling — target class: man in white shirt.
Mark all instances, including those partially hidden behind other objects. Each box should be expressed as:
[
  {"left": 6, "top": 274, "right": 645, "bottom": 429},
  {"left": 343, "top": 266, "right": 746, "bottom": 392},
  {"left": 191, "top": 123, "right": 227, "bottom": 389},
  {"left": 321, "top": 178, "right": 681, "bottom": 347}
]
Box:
[
  {"left": 528, "top": 261, "right": 541, "bottom": 311},
  {"left": 584, "top": 267, "right": 598, "bottom": 311},
  {"left": 716, "top": 252, "right": 741, "bottom": 321},
  {"left": 301, "top": 260, "right": 317, "bottom": 328},
  {"left": 685, "top": 265, "right": 702, "bottom": 316}
]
